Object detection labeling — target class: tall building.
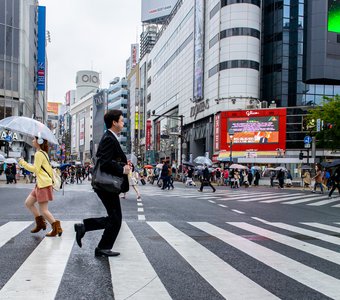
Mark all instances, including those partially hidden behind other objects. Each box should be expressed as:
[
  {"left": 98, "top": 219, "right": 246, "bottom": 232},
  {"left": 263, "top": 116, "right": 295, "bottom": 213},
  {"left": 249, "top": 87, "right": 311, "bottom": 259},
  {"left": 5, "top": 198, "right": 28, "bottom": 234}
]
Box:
[
  {"left": 261, "top": 0, "right": 340, "bottom": 107},
  {"left": 107, "top": 77, "right": 129, "bottom": 152},
  {"left": 0, "top": 0, "right": 46, "bottom": 161}
]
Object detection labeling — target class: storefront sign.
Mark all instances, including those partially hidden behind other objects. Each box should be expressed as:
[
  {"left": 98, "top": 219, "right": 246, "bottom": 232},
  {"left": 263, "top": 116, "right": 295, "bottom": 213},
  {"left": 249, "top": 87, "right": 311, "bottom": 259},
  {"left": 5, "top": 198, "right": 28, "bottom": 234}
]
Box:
[
  {"left": 190, "top": 99, "right": 209, "bottom": 120},
  {"left": 1, "top": 131, "right": 20, "bottom": 141}
]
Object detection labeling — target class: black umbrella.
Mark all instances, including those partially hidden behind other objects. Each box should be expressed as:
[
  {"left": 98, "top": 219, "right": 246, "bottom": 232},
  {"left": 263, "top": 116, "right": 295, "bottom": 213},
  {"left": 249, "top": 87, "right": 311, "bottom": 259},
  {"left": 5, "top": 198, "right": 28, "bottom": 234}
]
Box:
[
  {"left": 183, "top": 161, "right": 195, "bottom": 167},
  {"left": 321, "top": 159, "right": 340, "bottom": 168}
]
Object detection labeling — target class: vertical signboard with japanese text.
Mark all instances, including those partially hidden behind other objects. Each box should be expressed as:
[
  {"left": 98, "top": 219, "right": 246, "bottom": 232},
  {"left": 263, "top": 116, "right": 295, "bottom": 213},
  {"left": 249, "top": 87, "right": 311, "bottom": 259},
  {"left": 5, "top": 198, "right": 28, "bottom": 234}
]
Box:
[
  {"left": 146, "top": 119, "right": 152, "bottom": 151},
  {"left": 193, "top": 0, "right": 204, "bottom": 101},
  {"left": 72, "top": 115, "right": 76, "bottom": 149},
  {"left": 37, "top": 6, "right": 46, "bottom": 91},
  {"left": 79, "top": 118, "right": 85, "bottom": 146},
  {"left": 130, "top": 44, "right": 139, "bottom": 69},
  {"left": 214, "top": 113, "right": 220, "bottom": 151}
]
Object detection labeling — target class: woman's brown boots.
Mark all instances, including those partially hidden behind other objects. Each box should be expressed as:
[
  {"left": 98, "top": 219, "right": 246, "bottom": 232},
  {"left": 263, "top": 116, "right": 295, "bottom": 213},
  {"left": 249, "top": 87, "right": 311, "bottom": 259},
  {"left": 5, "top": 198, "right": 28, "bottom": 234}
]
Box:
[
  {"left": 46, "top": 220, "right": 63, "bottom": 237},
  {"left": 31, "top": 215, "right": 47, "bottom": 233}
]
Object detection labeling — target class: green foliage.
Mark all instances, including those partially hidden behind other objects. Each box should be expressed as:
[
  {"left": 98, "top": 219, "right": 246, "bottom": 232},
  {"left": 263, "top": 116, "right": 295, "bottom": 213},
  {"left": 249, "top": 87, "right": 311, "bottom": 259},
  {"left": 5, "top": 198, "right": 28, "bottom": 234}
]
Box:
[{"left": 307, "top": 95, "right": 340, "bottom": 150}]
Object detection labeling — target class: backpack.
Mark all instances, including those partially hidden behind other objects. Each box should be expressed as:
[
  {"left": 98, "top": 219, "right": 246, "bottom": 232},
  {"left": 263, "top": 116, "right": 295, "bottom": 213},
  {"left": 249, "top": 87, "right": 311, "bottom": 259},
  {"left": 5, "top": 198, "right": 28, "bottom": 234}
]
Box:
[{"left": 40, "top": 151, "right": 61, "bottom": 191}]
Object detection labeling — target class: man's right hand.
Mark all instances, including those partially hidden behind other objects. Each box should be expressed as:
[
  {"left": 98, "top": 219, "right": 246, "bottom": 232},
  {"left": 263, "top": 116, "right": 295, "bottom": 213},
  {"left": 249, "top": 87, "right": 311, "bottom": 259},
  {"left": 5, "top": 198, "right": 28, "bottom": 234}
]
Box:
[{"left": 123, "top": 165, "right": 131, "bottom": 175}]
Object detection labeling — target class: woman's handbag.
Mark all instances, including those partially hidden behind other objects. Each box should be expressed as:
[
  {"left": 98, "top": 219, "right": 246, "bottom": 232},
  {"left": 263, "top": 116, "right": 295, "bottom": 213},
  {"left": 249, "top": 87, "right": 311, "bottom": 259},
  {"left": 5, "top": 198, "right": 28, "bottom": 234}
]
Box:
[
  {"left": 40, "top": 151, "right": 61, "bottom": 191},
  {"left": 91, "top": 160, "right": 123, "bottom": 193}
]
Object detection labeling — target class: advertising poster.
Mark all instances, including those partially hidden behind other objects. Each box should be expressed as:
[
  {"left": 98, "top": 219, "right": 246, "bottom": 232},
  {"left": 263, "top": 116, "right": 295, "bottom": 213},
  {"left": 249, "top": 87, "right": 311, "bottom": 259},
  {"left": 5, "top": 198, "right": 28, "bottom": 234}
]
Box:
[
  {"left": 141, "top": 0, "right": 178, "bottom": 22},
  {"left": 227, "top": 116, "right": 280, "bottom": 144}
]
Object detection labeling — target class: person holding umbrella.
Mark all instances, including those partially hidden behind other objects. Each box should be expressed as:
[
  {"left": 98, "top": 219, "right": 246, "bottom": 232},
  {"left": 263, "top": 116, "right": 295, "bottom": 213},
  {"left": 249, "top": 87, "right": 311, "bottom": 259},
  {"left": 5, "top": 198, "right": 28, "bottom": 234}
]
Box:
[{"left": 18, "top": 133, "right": 63, "bottom": 237}]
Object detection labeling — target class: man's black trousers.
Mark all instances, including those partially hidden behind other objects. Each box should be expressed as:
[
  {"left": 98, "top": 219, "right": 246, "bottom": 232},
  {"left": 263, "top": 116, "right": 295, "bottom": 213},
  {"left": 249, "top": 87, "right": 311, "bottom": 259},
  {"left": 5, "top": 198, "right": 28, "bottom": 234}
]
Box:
[{"left": 83, "top": 189, "right": 122, "bottom": 250}]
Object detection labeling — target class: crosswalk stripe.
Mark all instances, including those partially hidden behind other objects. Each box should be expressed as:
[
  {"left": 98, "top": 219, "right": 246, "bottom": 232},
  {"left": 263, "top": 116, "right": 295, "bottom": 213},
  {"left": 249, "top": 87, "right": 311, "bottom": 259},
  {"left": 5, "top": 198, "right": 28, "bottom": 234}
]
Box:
[
  {"left": 228, "top": 222, "right": 340, "bottom": 265},
  {"left": 300, "top": 223, "right": 340, "bottom": 233},
  {"left": 0, "top": 221, "right": 32, "bottom": 248},
  {"left": 148, "top": 222, "right": 278, "bottom": 299},
  {"left": 307, "top": 198, "right": 340, "bottom": 206},
  {"left": 259, "top": 193, "right": 307, "bottom": 203},
  {"left": 191, "top": 222, "right": 340, "bottom": 300},
  {"left": 252, "top": 218, "right": 340, "bottom": 246},
  {"left": 224, "top": 193, "right": 279, "bottom": 201},
  {"left": 282, "top": 195, "right": 328, "bottom": 204},
  {"left": 332, "top": 203, "right": 340, "bottom": 207},
  {"left": 110, "top": 222, "right": 171, "bottom": 299},
  {"left": 0, "top": 221, "right": 75, "bottom": 299},
  {"left": 260, "top": 194, "right": 316, "bottom": 203}
]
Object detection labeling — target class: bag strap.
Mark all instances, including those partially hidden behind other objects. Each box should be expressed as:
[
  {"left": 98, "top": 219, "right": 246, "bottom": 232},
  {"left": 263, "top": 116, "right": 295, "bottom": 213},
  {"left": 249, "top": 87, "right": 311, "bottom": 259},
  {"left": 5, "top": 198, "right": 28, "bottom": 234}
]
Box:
[{"left": 39, "top": 150, "right": 53, "bottom": 180}]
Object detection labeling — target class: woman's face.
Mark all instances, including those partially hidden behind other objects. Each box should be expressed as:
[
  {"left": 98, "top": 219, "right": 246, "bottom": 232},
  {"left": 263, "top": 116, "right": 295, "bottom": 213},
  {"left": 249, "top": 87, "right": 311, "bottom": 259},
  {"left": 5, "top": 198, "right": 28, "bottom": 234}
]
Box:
[{"left": 32, "top": 137, "right": 39, "bottom": 149}]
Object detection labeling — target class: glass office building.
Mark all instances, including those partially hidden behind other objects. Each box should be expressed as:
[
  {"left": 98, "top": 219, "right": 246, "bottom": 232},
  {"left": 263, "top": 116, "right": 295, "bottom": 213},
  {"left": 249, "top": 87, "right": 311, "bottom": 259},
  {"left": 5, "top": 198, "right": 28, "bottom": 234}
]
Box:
[{"left": 261, "top": 0, "right": 340, "bottom": 108}]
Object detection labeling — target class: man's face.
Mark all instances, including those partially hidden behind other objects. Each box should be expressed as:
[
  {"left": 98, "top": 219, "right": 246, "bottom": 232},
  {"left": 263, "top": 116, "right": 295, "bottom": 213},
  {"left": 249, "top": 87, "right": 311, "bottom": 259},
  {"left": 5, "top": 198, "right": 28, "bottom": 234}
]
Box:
[{"left": 113, "top": 115, "right": 124, "bottom": 132}]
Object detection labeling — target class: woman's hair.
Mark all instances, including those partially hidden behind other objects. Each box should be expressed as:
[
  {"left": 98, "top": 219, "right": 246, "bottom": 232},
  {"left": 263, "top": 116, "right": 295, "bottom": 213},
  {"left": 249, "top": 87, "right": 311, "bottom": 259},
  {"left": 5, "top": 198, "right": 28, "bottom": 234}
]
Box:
[{"left": 104, "top": 109, "right": 123, "bottom": 129}]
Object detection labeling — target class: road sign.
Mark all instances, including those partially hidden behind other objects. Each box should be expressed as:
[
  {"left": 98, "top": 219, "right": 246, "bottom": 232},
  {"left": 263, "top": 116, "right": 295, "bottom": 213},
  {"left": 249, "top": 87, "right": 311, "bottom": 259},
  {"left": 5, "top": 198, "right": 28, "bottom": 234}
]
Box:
[
  {"left": 304, "top": 136, "right": 312, "bottom": 144},
  {"left": 304, "top": 143, "right": 311, "bottom": 149}
]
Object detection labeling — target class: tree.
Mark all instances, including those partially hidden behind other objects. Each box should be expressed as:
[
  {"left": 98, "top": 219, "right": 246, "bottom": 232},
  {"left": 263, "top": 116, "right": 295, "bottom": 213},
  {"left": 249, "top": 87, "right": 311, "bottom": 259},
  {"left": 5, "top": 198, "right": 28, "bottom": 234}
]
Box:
[{"left": 307, "top": 95, "right": 340, "bottom": 150}]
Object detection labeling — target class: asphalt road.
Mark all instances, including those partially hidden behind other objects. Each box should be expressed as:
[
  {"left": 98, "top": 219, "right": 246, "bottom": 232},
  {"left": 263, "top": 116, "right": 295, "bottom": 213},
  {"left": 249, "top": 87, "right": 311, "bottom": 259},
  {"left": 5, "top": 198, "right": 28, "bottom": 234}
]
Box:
[{"left": 0, "top": 180, "right": 340, "bottom": 300}]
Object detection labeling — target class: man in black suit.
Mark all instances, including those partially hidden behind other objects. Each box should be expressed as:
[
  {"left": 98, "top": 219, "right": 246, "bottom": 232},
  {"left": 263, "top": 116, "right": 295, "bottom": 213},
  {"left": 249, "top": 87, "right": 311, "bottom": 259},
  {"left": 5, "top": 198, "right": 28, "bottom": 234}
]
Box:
[
  {"left": 198, "top": 164, "right": 216, "bottom": 192},
  {"left": 74, "top": 110, "right": 130, "bottom": 257}
]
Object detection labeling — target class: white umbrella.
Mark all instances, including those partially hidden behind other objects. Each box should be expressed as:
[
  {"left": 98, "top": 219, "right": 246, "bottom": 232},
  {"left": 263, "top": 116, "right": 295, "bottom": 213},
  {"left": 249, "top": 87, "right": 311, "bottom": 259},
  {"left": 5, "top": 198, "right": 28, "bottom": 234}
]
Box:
[
  {"left": 126, "top": 154, "right": 137, "bottom": 166},
  {"left": 0, "top": 116, "right": 58, "bottom": 145},
  {"left": 50, "top": 161, "right": 60, "bottom": 168},
  {"left": 194, "top": 156, "right": 213, "bottom": 166},
  {"left": 0, "top": 154, "right": 5, "bottom": 162},
  {"left": 75, "top": 161, "right": 82, "bottom": 165},
  {"left": 156, "top": 163, "right": 163, "bottom": 169},
  {"left": 275, "top": 166, "right": 287, "bottom": 172},
  {"left": 4, "top": 158, "right": 17, "bottom": 164},
  {"left": 230, "top": 164, "right": 248, "bottom": 170},
  {"left": 251, "top": 166, "right": 261, "bottom": 170}
]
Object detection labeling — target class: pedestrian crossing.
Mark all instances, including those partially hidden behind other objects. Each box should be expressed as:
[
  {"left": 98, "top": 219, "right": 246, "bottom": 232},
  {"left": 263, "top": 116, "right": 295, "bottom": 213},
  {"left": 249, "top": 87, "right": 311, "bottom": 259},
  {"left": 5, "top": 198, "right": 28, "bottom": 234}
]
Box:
[
  {"left": 1, "top": 220, "right": 340, "bottom": 299},
  {"left": 139, "top": 185, "right": 340, "bottom": 208}
]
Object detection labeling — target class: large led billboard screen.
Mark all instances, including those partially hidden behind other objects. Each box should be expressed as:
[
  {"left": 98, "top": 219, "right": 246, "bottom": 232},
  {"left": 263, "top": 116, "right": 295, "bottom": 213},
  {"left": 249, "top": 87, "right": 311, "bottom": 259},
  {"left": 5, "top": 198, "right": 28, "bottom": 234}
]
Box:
[
  {"left": 328, "top": 0, "right": 340, "bottom": 33},
  {"left": 218, "top": 109, "right": 287, "bottom": 153},
  {"left": 227, "top": 116, "right": 279, "bottom": 144}
]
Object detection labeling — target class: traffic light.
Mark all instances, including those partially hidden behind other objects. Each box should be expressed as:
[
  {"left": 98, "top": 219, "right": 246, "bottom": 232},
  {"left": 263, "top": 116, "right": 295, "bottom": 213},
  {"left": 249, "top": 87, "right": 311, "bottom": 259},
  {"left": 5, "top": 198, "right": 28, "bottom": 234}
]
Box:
[{"left": 299, "top": 152, "right": 304, "bottom": 160}]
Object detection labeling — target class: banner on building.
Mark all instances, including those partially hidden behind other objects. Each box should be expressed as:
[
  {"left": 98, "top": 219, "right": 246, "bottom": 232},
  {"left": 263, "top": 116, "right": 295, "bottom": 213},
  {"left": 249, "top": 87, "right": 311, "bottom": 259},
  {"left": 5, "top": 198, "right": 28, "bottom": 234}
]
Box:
[
  {"left": 65, "top": 91, "right": 71, "bottom": 106},
  {"left": 37, "top": 6, "right": 46, "bottom": 91},
  {"left": 146, "top": 119, "right": 152, "bottom": 151},
  {"left": 79, "top": 118, "right": 85, "bottom": 146},
  {"left": 72, "top": 115, "right": 76, "bottom": 149},
  {"left": 214, "top": 113, "right": 220, "bottom": 151},
  {"left": 328, "top": 0, "right": 340, "bottom": 33},
  {"left": 193, "top": 0, "right": 204, "bottom": 101},
  {"left": 130, "top": 44, "right": 139, "bottom": 69}
]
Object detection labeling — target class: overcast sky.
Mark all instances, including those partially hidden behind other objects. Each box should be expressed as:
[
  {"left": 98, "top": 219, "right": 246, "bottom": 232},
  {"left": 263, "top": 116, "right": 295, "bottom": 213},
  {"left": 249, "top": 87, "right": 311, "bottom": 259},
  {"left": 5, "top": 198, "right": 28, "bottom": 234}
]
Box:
[{"left": 39, "top": 0, "right": 141, "bottom": 103}]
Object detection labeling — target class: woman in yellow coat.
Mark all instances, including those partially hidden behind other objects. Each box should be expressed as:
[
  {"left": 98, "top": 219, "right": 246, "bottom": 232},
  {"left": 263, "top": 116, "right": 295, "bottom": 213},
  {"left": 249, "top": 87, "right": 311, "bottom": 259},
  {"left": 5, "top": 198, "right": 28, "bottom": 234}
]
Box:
[{"left": 18, "top": 134, "right": 63, "bottom": 237}]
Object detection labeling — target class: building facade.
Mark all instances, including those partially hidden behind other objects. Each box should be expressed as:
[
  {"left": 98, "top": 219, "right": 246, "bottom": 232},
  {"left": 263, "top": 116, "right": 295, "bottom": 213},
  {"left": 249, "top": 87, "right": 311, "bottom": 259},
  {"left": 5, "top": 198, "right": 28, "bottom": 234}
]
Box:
[
  {"left": 0, "top": 0, "right": 45, "bottom": 160},
  {"left": 69, "top": 71, "right": 99, "bottom": 162},
  {"left": 133, "top": 0, "right": 340, "bottom": 167},
  {"left": 144, "top": 0, "right": 262, "bottom": 162}
]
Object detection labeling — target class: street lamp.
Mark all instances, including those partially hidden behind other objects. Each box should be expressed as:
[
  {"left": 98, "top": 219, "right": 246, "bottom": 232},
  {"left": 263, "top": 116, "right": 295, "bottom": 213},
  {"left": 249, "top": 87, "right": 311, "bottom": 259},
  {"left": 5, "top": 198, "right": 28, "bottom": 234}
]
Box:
[{"left": 229, "top": 129, "right": 234, "bottom": 163}]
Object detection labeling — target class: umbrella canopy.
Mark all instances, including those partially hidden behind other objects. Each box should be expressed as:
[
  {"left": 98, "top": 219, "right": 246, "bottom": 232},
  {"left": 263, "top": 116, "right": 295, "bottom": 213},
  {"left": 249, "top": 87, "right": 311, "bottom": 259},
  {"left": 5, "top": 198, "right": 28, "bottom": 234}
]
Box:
[
  {"left": 60, "top": 163, "right": 72, "bottom": 171},
  {"left": 144, "top": 165, "right": 153, "bottom": 169},
  {"left": 50, "top": 161, "right": 60, "bottom": 168},
  {"left": 301, "top": 165, "right": 312, "bottom": 170},
  {"left": 4, "top": 158, "right": 17, "bottom": 164},
  {"left": 321, "top": 159, "right": 340, "bottom": 168},
  {"left": 183, "top": 161, "right": 195, "bottom": 167},
  {"left": 126, "top": 154, "right": 137, "bottom": 166},
  {"left": 0, "top": 116, "right": 58, "bottom": 145},
  {"left": 0, "top": 154, "right": 5, "bottom": 162},
  {"left": 251, "top": 166, "right": 262, "bottom": 170},
  {"left": 194, "top": 156, "right": 213, "bottom": 166},
  {"left": 275, "top": 166, "right": 287, "bottom": 172},
  {"left": 156, "top": 163, "right": 163, "bottom": 169},
  {"left": 230, "top": 164, "right": 248, "bottom": 170},
  {"left": 75, "top": 161, "right": 82, "bottom": 165}
]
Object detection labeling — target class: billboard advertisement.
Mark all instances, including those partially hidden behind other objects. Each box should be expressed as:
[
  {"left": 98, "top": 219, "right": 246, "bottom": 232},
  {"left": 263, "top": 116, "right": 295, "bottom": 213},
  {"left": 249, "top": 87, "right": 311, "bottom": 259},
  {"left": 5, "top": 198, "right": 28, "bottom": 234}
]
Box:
[
  {"left": 218, "top": 108, "right": 287, "bottom": 153},
  {"left": 47, "top": 102, "right": 59, "bottom": 115},
  {"left": 193, "top": 0, "right": 204, "bottom": 102},
  {"left": 37, "top": 6, "right": 46, "bottom": 91},
  {"left": 141, "top": 0, "right": 178, "bottom": 23},
  {"left": 328, "top": 0, "right": 340, "bottom": 33}
]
